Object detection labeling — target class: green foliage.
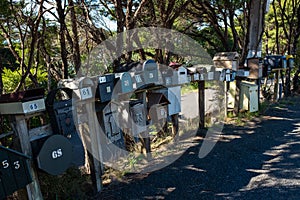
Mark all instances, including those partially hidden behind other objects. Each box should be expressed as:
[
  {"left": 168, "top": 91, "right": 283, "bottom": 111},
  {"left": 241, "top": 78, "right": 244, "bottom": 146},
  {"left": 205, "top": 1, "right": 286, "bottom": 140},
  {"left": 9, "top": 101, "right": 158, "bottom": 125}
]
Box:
[{"left": 2, "top": 67, "right": 47, "bottom": 93}]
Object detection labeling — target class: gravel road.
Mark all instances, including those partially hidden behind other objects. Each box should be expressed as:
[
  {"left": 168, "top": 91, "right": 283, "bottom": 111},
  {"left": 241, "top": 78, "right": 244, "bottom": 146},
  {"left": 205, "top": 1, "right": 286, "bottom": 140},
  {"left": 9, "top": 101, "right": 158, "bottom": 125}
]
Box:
[{"left": 97, "top": 95, "right": 300, "bottom": 200}]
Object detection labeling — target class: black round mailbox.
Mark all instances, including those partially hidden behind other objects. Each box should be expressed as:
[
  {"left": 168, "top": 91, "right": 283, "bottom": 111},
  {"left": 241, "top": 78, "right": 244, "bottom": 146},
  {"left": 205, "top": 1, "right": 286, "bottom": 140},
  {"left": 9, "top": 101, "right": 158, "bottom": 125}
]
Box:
[{"left": 36, "top": 135, "right": 72, "bottom": 176}]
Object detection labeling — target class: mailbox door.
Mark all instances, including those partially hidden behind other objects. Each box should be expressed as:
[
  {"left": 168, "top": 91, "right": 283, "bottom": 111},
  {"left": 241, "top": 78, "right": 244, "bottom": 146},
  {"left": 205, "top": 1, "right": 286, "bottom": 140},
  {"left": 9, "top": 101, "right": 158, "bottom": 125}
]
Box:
[
  {"left": 130, "top": 103, "right": 147, "bottom": 135},
  {"left": 168, "top": 86, "right": 181, "bottom": 115},
  {"left": 115, "top": 72, "right": 133, "bottom": 94},
  {"left": 102, "top": 103, "right": 125, "bottom": 149},
  {"left": 36, "top": 135, "right": 73, "bottom": 175},
  {"left": 249, "top": 86, "right": 259, "bottom": 112}
]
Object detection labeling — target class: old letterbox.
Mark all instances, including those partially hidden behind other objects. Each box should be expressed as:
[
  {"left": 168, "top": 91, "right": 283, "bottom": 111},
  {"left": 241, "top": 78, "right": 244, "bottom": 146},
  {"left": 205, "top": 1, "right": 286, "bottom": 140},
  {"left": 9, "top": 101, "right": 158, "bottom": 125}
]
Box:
[
  {"left": 114, "top": 72, "right": 134, "bottom": 94},
  {"left": 286, "top": 55, "right": 294, "bottom": 68},
  {"left": 0, "top": 146, "right": 32, "bottom": 199},
  {"left": 147, "top": 92, "right": 170, "bottom": 122},
  {"left": 239, "top": 82, "right": 259, "bottom": 112},
  {"left": 96, "top": 101, "right": 125, "bottom": 149},
  {"left": 265, "top": 55, "right": 284, "bottom": 70},
  {"left": 0, "top": 88, "right": 45, "bottom": 115},
  {"left": 32, "top": 135, "right": 73, "bottom": 176},
  {"left": 160, "top": 67, "right": 174, "bottom": 86},
  {"left": 119, "top": 100, "right": 147, "bottom": 136},
  {"left": 143, "top": 59, "right": 158, "bottom": 84},
  {"left": 213, "top": 52, "right": 239, "bottom": 71},
  {"left": 46, "top": 88, "right": 85, "bottom": 167},
  {"left": 96, "top": 74, "right": 115, "bottom": 102},
  {"left": 247, "top": 57, "right": 263, "bottom": 79},
  {"left": 58, "top": 77, "right": 94, "bottom": 100},
  {"left": 175, "top": 66, "right": 189, "bottom": 85},
  {"left": 155, "top": 86, "right": 181, "bottom": 116}
]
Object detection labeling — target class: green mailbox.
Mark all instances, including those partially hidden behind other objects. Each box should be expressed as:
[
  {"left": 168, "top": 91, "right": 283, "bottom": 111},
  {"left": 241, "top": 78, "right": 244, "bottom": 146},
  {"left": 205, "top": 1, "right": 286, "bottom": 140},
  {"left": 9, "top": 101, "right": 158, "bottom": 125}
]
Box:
[{"left": 0, "top": 146, "right": 32, "bottom": 199}]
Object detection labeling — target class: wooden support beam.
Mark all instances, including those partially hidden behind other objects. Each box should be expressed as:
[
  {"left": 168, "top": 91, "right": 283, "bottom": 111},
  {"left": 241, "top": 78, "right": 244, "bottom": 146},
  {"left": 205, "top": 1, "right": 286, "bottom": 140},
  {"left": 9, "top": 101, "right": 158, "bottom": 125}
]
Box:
[
  {"left": 14, "top": 115, "right": 43, "bottom": 200},
  {"left": 198, "top": 80, "right": 205, "bottom": 129}
]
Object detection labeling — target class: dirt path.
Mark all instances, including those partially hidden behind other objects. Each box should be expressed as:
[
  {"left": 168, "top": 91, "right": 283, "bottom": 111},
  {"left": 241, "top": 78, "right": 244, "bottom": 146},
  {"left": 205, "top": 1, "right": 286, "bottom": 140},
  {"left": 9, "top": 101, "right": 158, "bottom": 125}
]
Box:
[{"left": 97, "top": 96, "right": 300, "bottom": 200}]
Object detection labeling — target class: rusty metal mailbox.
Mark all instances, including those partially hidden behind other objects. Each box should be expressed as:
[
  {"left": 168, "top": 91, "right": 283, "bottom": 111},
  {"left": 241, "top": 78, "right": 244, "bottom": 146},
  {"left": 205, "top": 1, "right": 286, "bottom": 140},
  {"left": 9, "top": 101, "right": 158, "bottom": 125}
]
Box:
[
  {"left": 143, "top": 59, "right": 158, "bottom": 84},
  {"left": 96, "top": 74, "right": 115, "bottom": 102},
  {"left": 247, "top": 57, "right": 263, "bottom": 79},
  {"left": 46, "top": 88, "right": 85, "bottom": 168},
  {"left": 0, "top": 146, "right": 32, "bottom": 199},
  {"left": 115, "top": 72, "right": 134, "bottom": 94}
]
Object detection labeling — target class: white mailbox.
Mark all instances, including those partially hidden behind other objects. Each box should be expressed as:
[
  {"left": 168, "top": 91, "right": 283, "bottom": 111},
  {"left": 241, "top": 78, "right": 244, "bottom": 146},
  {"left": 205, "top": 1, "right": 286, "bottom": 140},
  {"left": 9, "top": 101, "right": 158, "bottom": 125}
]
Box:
[
  {"left": 239, "top": 82, "right": 259, "bottom": 112},
  {"left": 155, "top": 86, "right": 181, "bottom": 116},
  {"left": 173, "top": 66, "right": 189, "bottom": 85},
  {"left": 58, "top": 77, "right": 94, "bottom": 100}
]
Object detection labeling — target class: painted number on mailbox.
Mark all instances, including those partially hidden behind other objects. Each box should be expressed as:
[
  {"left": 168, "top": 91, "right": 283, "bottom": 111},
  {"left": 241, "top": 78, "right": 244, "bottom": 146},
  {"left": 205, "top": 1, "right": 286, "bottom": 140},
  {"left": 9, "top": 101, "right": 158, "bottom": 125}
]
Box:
[
  {"left": 80, "top": 87, "right": 92, "bottom": 100},
  {"left": 29, "top": 103, "right": 39, "bottom": 111},
  {"left": 52, "top": 149, "right": 63, "bottom": 159},
  {"left": 1, "top": 160, "right": 21, "bottom": 170}
]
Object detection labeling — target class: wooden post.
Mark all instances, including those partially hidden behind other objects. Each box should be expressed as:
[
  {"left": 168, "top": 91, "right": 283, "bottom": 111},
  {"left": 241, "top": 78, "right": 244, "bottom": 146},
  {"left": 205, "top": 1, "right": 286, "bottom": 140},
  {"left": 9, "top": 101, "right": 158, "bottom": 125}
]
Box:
[
  {"left": 85, "top": 101, "right": 103, "bottom": 192},
  {"left": 198, "top": 80, "right": 205, "bottom": 129},
  {"left": 224, "top": 81, "right": 228, "bottom": 119},
  {"left": 274, "top": 70, "right": 280, "bottom": 101},
  {"left": 14, "top": 115, "right": 43, "bottom": 200}
]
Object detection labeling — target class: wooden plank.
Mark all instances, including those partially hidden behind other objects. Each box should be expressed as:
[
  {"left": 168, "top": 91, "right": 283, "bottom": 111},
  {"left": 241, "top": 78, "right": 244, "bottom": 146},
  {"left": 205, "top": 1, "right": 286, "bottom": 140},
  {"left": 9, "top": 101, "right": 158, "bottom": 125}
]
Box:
[
  {"left": 14, "top": 115, "right": 43, "bottom": 200},
  {"left": 0, "top": 131, "right": 14, "bottom": 140},
  {"left": 29, "top": 124, "right": 53, "bottom": 142}
]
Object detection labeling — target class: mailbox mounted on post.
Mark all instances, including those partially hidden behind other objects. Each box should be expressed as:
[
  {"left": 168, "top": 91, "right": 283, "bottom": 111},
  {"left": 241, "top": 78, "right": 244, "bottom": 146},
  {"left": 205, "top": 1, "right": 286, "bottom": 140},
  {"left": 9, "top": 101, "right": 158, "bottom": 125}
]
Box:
[
  {"left": 31, "top": 134, "right": 73, "bottom": 176},
  {"left": 265, "top": 55, "right": 285, "bottom": 70},
  {"left": 174, "top": 66, "right": 189, "bottom": 85},
  {"left": 96, "top": 74, "right": 115, "bottom": 103},
  {"left": 147, "top": 92, "right": 170, "bottom": 123},
  {"left": 96, "top": 101, "right": 125, "bottom": 149},
  {"left": 143, "top": 59, "right": 158, "bottom": 85},
  {"left": 118, "top": 100, "right": 147, "bottom": 137},
  {"left": 213, "top": 52, "right": 239, "bottom": 71},
  {"left": 0, "top": 88, "right": 45, "bottom": 115},
  {"left": 45, "top": 88, "right": 85, "bottom": 168},
  {"left": 115, "top": 72, "right": 134, "bottom": 94},
  {"left": 160, "top": 67, "right": 174, "bottom": 86},
  {"left": 58, "top": 77, "right": 94, "bottom": 100},
  {"left": 246, "top": 57, "right": 263, "bottom": 79},
  {"left": 0, "top": 146, "right": 32, "bottom": 199},
  {"left": 286, "top": 55, "right": 294, "bottom": 68},
  {"left": 155, "top": 86, "right": 181, "bottom": 116}
]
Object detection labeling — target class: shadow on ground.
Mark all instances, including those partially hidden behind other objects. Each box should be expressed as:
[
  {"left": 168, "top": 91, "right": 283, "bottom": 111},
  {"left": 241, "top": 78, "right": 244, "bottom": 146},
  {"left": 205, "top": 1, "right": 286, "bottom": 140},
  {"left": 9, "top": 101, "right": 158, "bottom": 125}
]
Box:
[{"left": 97, "top": 98, "right": 300, "bottom": 200}]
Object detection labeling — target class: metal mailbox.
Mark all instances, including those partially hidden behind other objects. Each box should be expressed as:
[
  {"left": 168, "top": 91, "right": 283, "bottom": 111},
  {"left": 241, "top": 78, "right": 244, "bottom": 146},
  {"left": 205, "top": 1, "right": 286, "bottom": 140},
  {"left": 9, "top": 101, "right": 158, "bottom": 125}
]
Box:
[
  {"left": 286, "top": 55, "right": 294, "bottom": 68},
  {"left": 0, "top": 146, "right": 32, "bottom": 199},
  {"left": 132, "top": 71, "right": 145, "bottom": 89},
  {"left": 265, "top": 55, "right": 285, "bottom": 70},
  {"left": 160, "top": 67, "right": 174, "bottom": 85},
  {"left": 119, "top": 100, "right": 147, "bottom": 136},
  {"left": 246, "top": 57, "right": 263, "bottom": 79},
  {"left": 114, "top": 72, "right": 134, "bottom": 94},
  {"left": 58, "top": 77, "right": 94, "bottom": 100},
  {"left": 173, "top": 66, "right": 189, "bottom": 85},
  {"left": 96, "top": 101, "right": 125, "bottom": 149},
  {"left": 45, "top": 88, "right": 85, "bottom": 168},
  {"left": 147, "top": 92, "right": 170, "bottom": 122},
  {"left": 155, "top": 86, "right": 181, "bottom": 116},
  {"left": 239, "top": 82, "right": 259, "bottom": 112},
  {"left": 143, "top": 59, "right": 158, "bottom": 84},
  {"left": 32, "top": 135, "right": 73, "bottom": 176},
  {"left": 213, "top": 52, "right": 239, "bottom": 71},
  {"left": 0, "top": 88, "right": 45, "bottom": 115},
  {"left": 96, "top": 74, "right": 115, "bottom": 102}
]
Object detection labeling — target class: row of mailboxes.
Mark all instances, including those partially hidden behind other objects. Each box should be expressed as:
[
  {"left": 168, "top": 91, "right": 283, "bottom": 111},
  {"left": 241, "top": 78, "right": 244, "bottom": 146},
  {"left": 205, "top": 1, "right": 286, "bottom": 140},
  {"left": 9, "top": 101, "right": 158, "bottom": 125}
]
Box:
[{"left": 0, "top": 146, "right": 32, "bottom": 199}]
